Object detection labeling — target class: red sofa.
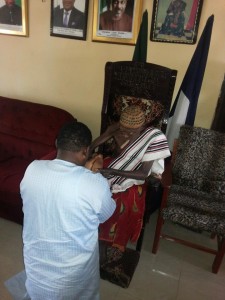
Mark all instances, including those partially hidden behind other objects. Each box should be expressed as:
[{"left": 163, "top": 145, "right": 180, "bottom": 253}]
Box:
[{"left": 0, "top": 96, "right": 75, "bottom": 224}]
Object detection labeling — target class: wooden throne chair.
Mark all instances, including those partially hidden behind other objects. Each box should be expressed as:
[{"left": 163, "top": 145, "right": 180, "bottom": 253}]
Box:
[{"left": 98, "top": 61, "right": 177, "bottom": 288}]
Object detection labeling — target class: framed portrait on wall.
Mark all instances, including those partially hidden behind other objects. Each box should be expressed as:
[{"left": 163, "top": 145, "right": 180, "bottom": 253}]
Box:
[
  {"left": 50, "top": 0, "right": 89, "bottom": 40},
  {"left": 0, "top": 0, "right": 28, "bottom": 36},
  {"left": 150, "top": 0, "right": 203, "bottom": 44},
  {"left": 92, "top": 0, "right": 143, "bottom": 45}
]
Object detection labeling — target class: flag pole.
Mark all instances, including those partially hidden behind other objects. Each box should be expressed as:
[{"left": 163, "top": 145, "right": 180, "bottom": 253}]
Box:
[{"left": 132, "top": 10, "right": 148, "bottom": 63}]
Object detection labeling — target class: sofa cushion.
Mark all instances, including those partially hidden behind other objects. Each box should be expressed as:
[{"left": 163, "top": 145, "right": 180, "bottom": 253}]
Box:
[
  {"left": 0, "top": 133, "right": 54, "bottom": 162},
  {"left": 0, "top": 158, "right": 31, "bottom": 193},
  {"left": 0, "top": 96, "right": 74, "bottom": 144},
  {"left": 0, "top": 158, "right": 30, "bottom": 223}
]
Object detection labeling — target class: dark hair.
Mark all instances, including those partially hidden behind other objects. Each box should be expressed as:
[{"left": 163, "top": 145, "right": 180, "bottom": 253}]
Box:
[{"left": 56, "top": 121, "right": 92, "bottom": 152}]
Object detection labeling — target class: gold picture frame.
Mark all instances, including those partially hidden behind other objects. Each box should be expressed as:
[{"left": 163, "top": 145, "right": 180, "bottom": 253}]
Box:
[
  {"left": 92, "top": 0, "right": 143, "bottom": 45},
  {"left": 0, "top": 0, "right": 28, "bottom": 37}
]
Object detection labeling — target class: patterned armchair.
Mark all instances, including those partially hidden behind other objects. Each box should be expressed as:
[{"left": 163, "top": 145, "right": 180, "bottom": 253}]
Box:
[{"left": 152, "top": 125, "right": 225, "bottom": 273}]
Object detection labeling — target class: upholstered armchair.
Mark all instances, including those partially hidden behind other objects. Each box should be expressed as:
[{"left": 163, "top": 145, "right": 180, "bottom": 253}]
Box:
[{"left": 152, "top": 125, "right": 225, "bottom": 273}]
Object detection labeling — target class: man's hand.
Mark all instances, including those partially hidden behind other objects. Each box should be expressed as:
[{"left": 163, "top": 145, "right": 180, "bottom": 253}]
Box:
[{"left": 85, "top": 154, "right": 103, "bottom": 173}]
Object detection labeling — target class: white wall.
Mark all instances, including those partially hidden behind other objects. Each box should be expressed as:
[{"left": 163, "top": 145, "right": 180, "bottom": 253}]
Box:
[{"left": 0, "top": 0, "right": 224, "bottom": 138}]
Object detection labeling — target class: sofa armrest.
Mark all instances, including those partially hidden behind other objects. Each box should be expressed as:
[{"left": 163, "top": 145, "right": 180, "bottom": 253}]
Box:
[{"left": 41, "top": 150, "right": 57, "bottom": 160}]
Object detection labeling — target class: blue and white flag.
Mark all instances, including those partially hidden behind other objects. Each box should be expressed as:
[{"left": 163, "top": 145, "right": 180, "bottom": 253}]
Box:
[{"left": 166, "top": 15, "right": 214, "bottom": 150}]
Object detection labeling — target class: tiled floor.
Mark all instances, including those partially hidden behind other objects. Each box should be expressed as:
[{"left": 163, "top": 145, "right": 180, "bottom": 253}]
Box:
[{"left": 0, "top": 212, "right": 224, "bottom": 300}]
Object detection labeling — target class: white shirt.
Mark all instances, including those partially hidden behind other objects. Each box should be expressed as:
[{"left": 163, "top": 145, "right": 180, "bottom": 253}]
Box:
[{"left": 21, "top": 159, "right": 115, "bottom": 300}]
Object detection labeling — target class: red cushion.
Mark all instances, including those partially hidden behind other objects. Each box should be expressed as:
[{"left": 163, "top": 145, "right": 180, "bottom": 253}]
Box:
[
  {"left": 0, "top": 158, "right": 30, "bottom": 224},
  {"left": 0, "top": 158, "right": 30, "bottom": 192}
]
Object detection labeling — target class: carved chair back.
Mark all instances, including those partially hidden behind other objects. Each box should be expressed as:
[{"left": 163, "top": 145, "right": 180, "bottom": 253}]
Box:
[{"left": 101, "top": 61, "right": 177, "bottom": 138}]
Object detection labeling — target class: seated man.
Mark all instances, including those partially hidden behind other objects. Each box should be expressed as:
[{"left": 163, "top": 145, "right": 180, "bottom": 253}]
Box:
[
  {"left": 88, "top": 105, "right": 171, "bottom": 251},
  {"left": 159, "top": 0, "right": 186, "bottom": 37}
]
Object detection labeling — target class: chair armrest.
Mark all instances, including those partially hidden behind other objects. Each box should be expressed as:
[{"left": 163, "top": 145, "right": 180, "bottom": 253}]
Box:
[
  {"left": 161, "top": 159, "right": 172, "bottom": 188},
  {"left": 160, "top": 137, "right": 177, "bottom": 188},
  {"left": 158, "top": 159, "right": 172, "bottom": 210}
]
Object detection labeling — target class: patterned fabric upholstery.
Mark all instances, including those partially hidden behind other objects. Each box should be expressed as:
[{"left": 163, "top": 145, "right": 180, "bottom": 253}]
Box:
[{"left": 162, "top": 125, "right": 225, "bottom": 237}]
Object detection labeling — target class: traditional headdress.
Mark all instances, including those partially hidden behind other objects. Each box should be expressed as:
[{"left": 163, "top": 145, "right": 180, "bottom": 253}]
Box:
[{"left": 120, "top": 105, "right": 145, "bottom": 129}]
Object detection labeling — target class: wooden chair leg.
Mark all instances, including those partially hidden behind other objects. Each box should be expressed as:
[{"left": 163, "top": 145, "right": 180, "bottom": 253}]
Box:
[
  {"left": 136, "top": 188, "right": 151, "bottom": 252},
  {"left": 211, "top": 232, "right": 216, "bottom": 239},
  {"left": 152, "top": 184, "right": 170, "bottom": 254},
  {"left": 212, "top": 237, "right": 225, "bottom": 273},
  {"left": 152, "top": 212, "right": 164, "bottom": 254},
  {"left": 136, "top": 224, "right": 145, "bottom": 252}
]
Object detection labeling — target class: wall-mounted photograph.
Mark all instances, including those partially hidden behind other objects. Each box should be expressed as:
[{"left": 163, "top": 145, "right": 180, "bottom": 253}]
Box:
[
  {"left": 50, "top": 0, "right": 89, "bottom": 40},
  {"left": 0, "top": 0, "right": 28, "bottom": 36},
  {"left": 92, "top": 0, "right": 143, "bottom": 45},
  {"left": 150, "top": 0, "right": 203, "bottom": 44}
]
